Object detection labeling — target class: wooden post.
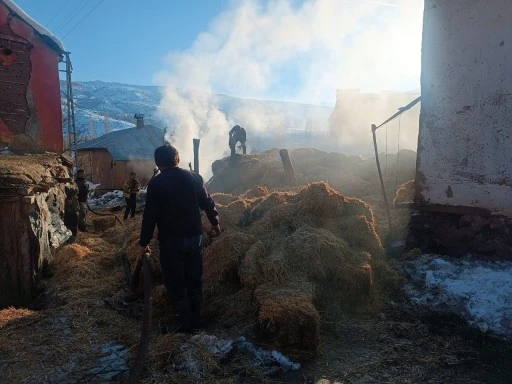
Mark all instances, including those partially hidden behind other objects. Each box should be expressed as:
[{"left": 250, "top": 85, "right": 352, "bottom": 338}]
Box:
[
  {"left": 193, "top": 139, "right": 200, "bottom": 174},
  {"left": 279, "top": 149, "right": 297, "bottom": 186}
]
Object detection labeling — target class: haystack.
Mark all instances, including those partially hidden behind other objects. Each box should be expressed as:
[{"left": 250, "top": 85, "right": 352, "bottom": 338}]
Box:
[{"left": 100, "top": 180, "right": 390, "bottom": 355}]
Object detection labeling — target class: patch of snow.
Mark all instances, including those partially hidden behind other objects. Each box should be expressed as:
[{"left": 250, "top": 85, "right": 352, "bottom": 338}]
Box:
[
  {"left": 0, "top": 146, "right": 11, "bottom": 154},
  {"left": 88, "top": 190, "right": 124, "bottom": 209},
  {"left": 236, "top": 336, "right": 300, "bottom": 373},
  {"left": 405, "top": 255, "right": 512, "bottom": 339},
  {"left": 3, "top": 0, "right": 64, "bottom": 51}
]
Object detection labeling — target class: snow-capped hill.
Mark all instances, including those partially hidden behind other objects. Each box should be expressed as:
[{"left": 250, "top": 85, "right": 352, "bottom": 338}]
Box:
[{"left": 62, "top": 81, "right": 333, "bottom": 139}]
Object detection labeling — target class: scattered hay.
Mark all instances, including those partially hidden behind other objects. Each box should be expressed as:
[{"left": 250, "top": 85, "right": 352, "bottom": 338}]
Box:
[
  {"left": 215, "top": 199, "right": 250, "bottom": 229},
  {"left": 211, "top": 192, "right": 238, "bottom": 206},
  {"left": 91, "top": 216, "right": 117, "bottom": 233},
  {"left": 248, "top": 191, "right": 292, "bottom": 222},
  {"left": 242, "top": 185, "right": 269, "bottom": 199},
  {"left": 0, "top": 307, "right": 36, "bottom": 328},
  {"left": 255, "top": 284, "right": 320, "bottom": 352}
]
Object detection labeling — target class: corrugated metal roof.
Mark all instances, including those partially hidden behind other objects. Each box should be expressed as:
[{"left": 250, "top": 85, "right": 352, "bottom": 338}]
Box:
[{"left": 76, "top": 125, "right": 164, "bottom": 161}]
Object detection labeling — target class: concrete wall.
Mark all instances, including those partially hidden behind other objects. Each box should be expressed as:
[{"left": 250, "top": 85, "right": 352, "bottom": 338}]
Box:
[
  {"left": 416, "top": 0, "right": 512, "bottom": 217},
  {"left": 0, "top": 2, "right": 63, "bottom": 153}
]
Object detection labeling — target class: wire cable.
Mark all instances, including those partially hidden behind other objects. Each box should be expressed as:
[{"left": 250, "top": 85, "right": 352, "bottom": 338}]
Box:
[
  {"left": 47, "top": 0, "right": 71, "bottom": 29},
  {"left": 62, "top": 0, "right": 106, "bottom": 39},
  {"left": 53, "top": 0, "right": 89, "bottom": 34}
]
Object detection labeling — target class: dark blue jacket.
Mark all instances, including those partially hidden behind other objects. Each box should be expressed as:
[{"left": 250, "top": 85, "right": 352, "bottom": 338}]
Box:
[{"left": 139, "top": 167, "right": 219, "bottom": 246}]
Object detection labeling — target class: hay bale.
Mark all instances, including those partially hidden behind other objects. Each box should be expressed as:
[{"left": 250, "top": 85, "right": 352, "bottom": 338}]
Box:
[
  {"left": 91, "top": 216, "right": 117, "bottom": 233},
  {"left": 255, "top": 284, "right": 320, "bottom": 352},
  {"left": 283, "top": 226, "right": 355, "bottom": 280},
  {"left": 203, "top": 231, "right": 256, "bottom": 291},
  {"left": 283, "top": 226, "right": 374, "bottom": 311},
  {"left": 239, "top": 241, "right": 266, "bottom": 287},
  {"left": 242, "top": 185, "right": 269, "bottom": 199}
]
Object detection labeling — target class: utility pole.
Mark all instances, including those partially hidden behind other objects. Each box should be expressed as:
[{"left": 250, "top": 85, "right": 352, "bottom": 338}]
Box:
[{"left": 61, "top": 52, "right": 78, "bottom": 171}]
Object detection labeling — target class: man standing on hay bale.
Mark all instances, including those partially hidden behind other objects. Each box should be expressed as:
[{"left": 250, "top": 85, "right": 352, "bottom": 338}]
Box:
[
  {"left": 229, "top": 125, "right": 247, "bottom": 156},
  {"left": 123, "top": 172, "right": 141, "bottom": 220},
  {"left": 139, "top": 144, "right": 221, "bottom": 333}
]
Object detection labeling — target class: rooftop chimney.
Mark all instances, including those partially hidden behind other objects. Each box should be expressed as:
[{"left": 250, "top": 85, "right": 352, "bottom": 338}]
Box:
[{"left": 134, "top": 113, "right": 145, "bottom": 129}]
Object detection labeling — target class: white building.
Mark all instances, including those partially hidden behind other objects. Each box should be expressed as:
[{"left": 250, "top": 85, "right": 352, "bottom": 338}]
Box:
[{"left": 416, "top": 0, "right": 512, "bottom": 217}]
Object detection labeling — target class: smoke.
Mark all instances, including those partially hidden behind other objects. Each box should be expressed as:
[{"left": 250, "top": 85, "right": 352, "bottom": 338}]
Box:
[{"left": 155, "top": 0, "right": 424, "bottom": 176}]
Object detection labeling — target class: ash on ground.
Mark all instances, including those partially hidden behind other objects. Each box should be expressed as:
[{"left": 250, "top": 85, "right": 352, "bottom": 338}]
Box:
[{"left": 171, "top": 333, "right": 300, "bottom": 379}]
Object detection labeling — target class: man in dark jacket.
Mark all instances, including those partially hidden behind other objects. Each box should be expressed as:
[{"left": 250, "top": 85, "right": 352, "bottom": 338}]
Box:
[
  {"left": 123, "top": 172, "right": 141, "bottom": 220},
  {"left": 139, "top": 144, "right": 221, "bottom": 333},
  {"left": 75, "top": 169, "right": 89, "bottom": 231},
  {"left": 229, "top": 125, "right": 247, "bottom": 156}
]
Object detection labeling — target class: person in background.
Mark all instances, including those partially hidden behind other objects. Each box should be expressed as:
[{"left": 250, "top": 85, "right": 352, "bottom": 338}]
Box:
[
  {"left": 63, "top": 185, "right": 79, "bottom": 241},
  {"left": 75, "top": 169, "right": 89, "bottom": 232},
  {"left": 139, "top": 144, "right": 221, "bottom": 333},
  {"left": 228, "top": 125, "right": 247, "bottom": 156},
  {"left": 123, "top": 172, "right": 141, "bottom": 220}
]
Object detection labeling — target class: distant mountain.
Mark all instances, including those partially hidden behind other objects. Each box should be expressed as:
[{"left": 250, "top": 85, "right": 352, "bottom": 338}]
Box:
[{"left": 61, "top": 81, "right": 333, "bottom": 140}]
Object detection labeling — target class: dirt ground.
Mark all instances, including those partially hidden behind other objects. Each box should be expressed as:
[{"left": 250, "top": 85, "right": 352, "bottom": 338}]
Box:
[
  {"left": 1, "top": 210, "right": 511, "bottom": 384},
  {"left": 1, "top": 165, "right": 511, "bottom": 383}
]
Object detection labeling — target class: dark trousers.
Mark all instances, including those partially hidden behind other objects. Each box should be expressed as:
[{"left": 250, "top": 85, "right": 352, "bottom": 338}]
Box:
[
  {"left": 124, "top": 195, "right": 136, "bottom": 219},
  {"left": 64, "top": 213, "right": 78, "bottom": 237},
  {"left": 159, "top": 236, "right": 203, "bottom": 329}
]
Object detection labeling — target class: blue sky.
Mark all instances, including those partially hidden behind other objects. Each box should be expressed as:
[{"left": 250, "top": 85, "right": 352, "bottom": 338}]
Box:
[
  {"left": 14, "top": 0, "right": 422, "bottom": 103},
  {"left": 15, "top": 0, "right": 229, "bottom": 85}
]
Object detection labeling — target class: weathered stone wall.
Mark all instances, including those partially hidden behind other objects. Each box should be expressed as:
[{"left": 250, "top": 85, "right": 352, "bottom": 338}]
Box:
[{"left": 0, "top": 154, "right": 72, "bottom": 307}]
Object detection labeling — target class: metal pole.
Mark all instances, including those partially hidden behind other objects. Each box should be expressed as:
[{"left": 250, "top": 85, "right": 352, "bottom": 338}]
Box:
[
  {"left": 372, "top": 124, "right": 393, "bottom": 234},
  {"left": 65, "top": 56, "right": 72, "bottom": 156},
  {"left": 65, "top": 52, "right": 78, "bottom": 172}
]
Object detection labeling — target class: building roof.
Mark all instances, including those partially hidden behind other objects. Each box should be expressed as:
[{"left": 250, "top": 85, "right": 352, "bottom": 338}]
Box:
[
  {"left": 76, "top": 125, "right": 164, "bottom": 161},
  {"left": 2, "top": 0, "right": 65, "bottom": 52}
]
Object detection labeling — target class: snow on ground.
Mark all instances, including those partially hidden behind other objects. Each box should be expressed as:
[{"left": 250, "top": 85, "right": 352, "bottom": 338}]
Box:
[{"left": 405, "top": 255, "right": 512, "bottom": 339}]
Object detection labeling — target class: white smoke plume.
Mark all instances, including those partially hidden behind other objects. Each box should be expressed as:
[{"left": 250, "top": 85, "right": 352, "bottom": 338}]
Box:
[{"left": 155, "top": 0, "right": 423, "bottom": 176}]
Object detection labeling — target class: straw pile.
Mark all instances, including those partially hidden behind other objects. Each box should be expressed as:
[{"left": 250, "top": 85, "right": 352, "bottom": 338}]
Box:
[
  {"left": 114, "top": 181, "right": 390, "bottom": 354},
  {"left": 195, "top": 181, "right": 390, "bottom": 353}
]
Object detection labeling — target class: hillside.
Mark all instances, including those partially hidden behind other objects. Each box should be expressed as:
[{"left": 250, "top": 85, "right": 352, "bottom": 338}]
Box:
[{"left": 61, "top": 81, "right": 333, "bottom": 139}]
